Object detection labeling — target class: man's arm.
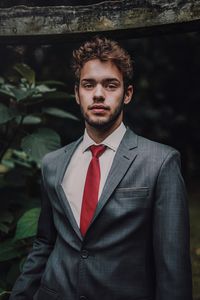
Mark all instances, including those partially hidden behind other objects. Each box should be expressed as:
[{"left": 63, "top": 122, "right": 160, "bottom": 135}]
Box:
[
  {"left": 9, "top": 174, "right": 57, "bottom": 300},
  {"left": 153, "top": 150, "right": 193, "bottom": 300}
]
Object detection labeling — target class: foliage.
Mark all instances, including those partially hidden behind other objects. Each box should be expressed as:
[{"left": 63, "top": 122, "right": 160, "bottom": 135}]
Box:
[{"left": 0, "top": 63, "right": 78, "bottom": 296}]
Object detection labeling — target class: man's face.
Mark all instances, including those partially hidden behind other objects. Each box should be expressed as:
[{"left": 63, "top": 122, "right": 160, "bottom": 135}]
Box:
[{"left": 75, "top": 59, "right": 133, "bottom": 130}]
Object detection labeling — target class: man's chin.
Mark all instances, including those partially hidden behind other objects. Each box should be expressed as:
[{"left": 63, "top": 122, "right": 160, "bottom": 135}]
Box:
[
  {"left": 85, "top": 117, "right": 118, "bottom": 130},
  {"left": 86, "top": 120, "right": 109, "bottom": 129}
]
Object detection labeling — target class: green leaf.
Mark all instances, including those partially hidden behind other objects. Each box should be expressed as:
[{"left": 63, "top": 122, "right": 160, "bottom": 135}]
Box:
[
  {"left": 0, "top": 88, "right": 15, "bottom": 99},
  {"left": 12, "top": 149, "right": 29, "bottom": 160},
  {"left": 14, "top": 208, "right": 40, "bottom": 241},
  {"left": 0, "top": 239, "right": 24, "bottom": 262},
  {"left": 14, "top": 64, "right": 35, "bottom": 85},
  {"left": 0, "top": 291, "right": 11, "bottom": 299},
  {"left": 0, "top": 103, "right": 16, "bottom": 124},
  {"left": 23, "top": 115, "right": 42, "bottom": 125},
  {"left": 0, "top": 77, "right": 5, "bottom": 84},
  {"left": 8, "top": 150, "right": 35, "bottom": 169},
  {"left": 43, "top": 107, "right": 79, "bottom": 121},
  {"left": 21, "top": 128, "right": 61, "bottom": 162},
  {"left": 36, "top": 85, "right": 56, "bottom": 93},
  {"left": 16, "top": 115, "right": 42, "bottom": 125},
  {"left": 1, "top": 159, "right": 15, "bottom": 169},
  {"left": 0, "top": 164, "right": 9, "bottom": 174},
  {"left": 11, "top": 87, "right": 36, "bottom": 102}
]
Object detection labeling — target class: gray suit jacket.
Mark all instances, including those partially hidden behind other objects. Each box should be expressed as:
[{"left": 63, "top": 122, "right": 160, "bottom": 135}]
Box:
[{"left": 10, "top": 128, "right": 192, "bottom": 300}]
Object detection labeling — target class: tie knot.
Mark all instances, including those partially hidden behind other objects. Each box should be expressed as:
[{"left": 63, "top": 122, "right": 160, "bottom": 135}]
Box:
[{"left": 90, "top": 145, "right": 106, "bottom": 158}]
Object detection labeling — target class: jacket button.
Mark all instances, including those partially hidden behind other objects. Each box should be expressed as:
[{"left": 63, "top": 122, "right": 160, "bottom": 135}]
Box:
[
  {"left": 80, "top": 296, "right": 87, "bottom": 300},
  {"left": 81, "top": 249, "right": 89, "bottom": 259}
]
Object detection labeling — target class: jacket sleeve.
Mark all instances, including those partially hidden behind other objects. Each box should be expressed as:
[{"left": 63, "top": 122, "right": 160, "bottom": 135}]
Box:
[
  {"left": 153, "top": 150, "right": 193, "bottom": 300},
  {"left": 9, "top": 166, "right": 57, "bottom": 300}
]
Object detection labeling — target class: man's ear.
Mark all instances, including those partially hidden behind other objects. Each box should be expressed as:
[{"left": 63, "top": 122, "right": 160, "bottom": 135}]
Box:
[
  {"left": 124, "top": 85, "right": 133, "bottom": 105},
  {"left": 75, "top": 85, "right": 80, "bottom": 105}
]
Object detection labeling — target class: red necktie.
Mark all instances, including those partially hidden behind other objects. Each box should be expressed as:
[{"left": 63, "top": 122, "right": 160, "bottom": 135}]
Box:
[{"left": 80, "top": 145, "right": 106, "bottom": 236}]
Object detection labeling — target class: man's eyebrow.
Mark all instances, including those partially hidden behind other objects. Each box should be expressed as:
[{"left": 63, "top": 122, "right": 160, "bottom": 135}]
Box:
[
  {"left": 81, "top": 79, "right": 95, "bottom": 83},
  {"left": 103, "top": 78, "right": 120, "bottom": 83}
]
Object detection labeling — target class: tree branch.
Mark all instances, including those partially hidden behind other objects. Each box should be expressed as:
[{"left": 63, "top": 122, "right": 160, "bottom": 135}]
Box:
[{"left": 0, "top": 0, "right": 200, "bottom": 42}]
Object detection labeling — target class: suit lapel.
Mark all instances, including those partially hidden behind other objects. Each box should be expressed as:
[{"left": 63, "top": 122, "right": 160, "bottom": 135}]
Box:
[
  {"left": 55, "top": 137, "right": 83, "bottom": 241},
  {"left": 54, "top": 129, "right": 138, "bottom": 240},
  {"left": 90, "top": 129, "right": 138, "bottom": 228},
  {"left": 56, "top": 137, "right": 82, "bottom": 184}
]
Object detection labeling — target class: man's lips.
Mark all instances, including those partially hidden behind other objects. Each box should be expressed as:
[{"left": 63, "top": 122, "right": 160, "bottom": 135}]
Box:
[
  {"left": 89, "top": 105, "right": 110, "bottom": 112},
  {"left": 89, "top": 104, "right": 110, "bottom": 114}
]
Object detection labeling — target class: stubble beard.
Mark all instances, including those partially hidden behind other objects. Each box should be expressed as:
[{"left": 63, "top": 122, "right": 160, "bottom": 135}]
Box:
[{"left": 80, "top": 97, "right": 125, "bottom": 131}]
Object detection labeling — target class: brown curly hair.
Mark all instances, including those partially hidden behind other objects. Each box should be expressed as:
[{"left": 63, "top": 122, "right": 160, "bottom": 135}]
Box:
[{"left": 72, "top": 36, "right": 133, "bottom": 89}]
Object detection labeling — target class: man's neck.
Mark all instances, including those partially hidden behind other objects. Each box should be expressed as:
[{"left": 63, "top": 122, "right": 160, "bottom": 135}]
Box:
[{"left": 85, "top": 121, "right": 122, "bottom": 144}]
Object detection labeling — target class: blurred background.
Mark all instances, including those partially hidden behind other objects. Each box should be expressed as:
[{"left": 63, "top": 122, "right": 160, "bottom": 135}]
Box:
[{"left": 0, "top": 31, "right": 200, "bottom": 299}]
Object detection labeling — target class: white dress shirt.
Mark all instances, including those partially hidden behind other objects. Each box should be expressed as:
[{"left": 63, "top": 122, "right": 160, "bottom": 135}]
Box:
[{"left": 61, "top": 122, "right": 126, "bottom": 226}]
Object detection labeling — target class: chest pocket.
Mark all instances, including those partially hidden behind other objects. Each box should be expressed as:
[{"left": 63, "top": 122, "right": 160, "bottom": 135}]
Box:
[
  {"left": 115, "top": 187, "right": 149, "bottom": 197},
  {"left": 114, "top": 187, "right": 149, "bottom": 209}
]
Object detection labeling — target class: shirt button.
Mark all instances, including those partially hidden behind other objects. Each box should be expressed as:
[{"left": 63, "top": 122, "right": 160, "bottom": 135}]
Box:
[
  {"left": 81, "top": 249, "right": 89, "bottom": 259},
  {"left": 80, "top": 296, "right": 87, "bottom": 300}
]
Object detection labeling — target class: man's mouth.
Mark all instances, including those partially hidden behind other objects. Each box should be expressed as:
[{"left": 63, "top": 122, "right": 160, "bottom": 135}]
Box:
[{"left": 89, "top": 105, "right": 110, "bottom": 113}]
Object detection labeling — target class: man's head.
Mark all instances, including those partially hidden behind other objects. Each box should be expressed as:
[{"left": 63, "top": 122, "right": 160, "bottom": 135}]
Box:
[
  {"left": 72, "top": 36, "right": 133, "bottom": 132},
  {"left": 72, "top": 35, "right": 133, "bottom": 89}
]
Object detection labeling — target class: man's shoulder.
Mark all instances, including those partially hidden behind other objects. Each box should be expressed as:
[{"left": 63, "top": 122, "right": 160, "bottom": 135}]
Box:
[
  {"left": 127, "top": 128, "right": 179, "bottom": 160},
  {"left": 41, "top": 137, "right": 82, "bottom": 166},
  {"left": 138, "top": 134, "right": 176, "bottom": 153}
]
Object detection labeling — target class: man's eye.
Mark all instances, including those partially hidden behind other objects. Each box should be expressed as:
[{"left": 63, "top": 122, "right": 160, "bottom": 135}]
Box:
[
  {"left": 106, "top": 84, "right": 117, "bottom": 90},
  {"left": 84, "top": 84, "right": 93, "bottom": 89}
]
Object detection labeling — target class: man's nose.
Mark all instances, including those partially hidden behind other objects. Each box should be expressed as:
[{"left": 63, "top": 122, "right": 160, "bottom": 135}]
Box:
[{"left": 93, "top": 84, "right": 105, "bottom": 101}]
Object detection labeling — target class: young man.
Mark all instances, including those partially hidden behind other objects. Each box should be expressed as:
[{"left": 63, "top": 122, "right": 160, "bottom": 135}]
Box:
[{"left": 10, "top": 36, "right": 192, "bottom": 300}]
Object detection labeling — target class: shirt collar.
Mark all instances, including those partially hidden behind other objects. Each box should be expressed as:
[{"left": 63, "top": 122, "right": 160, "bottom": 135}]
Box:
[{"left": 82, "top": 122, "right": 127, "bottom": 153}]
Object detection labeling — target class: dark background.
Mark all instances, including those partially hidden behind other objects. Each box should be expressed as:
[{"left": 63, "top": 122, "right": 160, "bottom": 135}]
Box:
[
  {"left": 1, "top": 32, "right": 199, "bottom": 183},
  {"left": 0, "top": 5, "right": 199, "bottom": 296}
]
